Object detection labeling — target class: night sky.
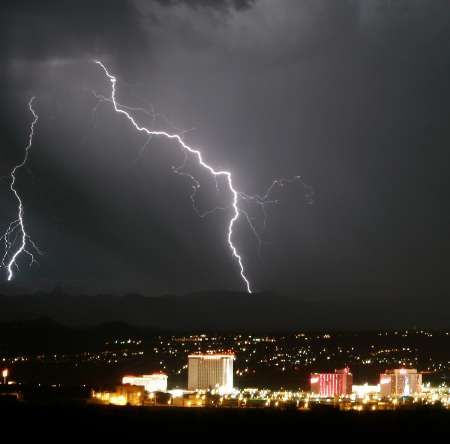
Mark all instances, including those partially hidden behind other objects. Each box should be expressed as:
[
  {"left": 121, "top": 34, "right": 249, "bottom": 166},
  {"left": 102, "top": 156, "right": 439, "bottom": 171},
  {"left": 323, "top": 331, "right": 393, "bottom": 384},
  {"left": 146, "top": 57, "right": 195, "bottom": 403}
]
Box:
[{"left": 1, "top": 1, "right": 450, "bottom": 306}]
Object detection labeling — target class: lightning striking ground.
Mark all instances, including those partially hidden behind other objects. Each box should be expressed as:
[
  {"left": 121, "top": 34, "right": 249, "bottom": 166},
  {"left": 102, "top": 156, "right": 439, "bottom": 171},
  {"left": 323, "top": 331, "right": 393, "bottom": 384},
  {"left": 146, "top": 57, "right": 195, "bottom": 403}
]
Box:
[
  {"left": 1, "top": 97, "right": 42, "bottom": 281},
  {"left": 94, "top": 61, "right": 311, "bottom": 293}
]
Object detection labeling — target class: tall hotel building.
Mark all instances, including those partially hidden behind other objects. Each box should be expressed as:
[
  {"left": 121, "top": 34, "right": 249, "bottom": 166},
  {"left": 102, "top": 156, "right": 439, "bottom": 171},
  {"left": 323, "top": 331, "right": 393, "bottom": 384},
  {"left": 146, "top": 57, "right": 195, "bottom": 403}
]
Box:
[
  {"left": 310, "top": 368, "right": 353, "bottom": 398},
  {"left": 379, "top": 368, "right": 422, "bottom": 397},
  {"left": 188, "top": 353, "right": 234, "bottom": 394}
]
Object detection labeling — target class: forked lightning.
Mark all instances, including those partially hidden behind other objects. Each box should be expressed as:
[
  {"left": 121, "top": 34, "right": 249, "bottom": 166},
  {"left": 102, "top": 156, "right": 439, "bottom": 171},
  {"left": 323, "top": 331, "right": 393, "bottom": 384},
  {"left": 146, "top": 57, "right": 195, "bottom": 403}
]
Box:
[
  {"left": 93, "top": 60, "right": 312, "bottom": 293},
  {"left": 1, "top": 97, "right": 41, "bottom": 281}
]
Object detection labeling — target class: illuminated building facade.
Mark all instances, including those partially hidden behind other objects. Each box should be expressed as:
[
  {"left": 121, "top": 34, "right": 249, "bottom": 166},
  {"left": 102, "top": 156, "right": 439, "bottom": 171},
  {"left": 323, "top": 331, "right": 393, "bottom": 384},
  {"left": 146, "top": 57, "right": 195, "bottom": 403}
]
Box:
[
  {"left": 352, "top": 384, "right": 380, "bottom": 399},
  {"left": 92, "top": 385, "right": 145, "bottom": 406},
  {"left": 188, "top": 353, "right": 234, "bottom": 394},
  {"left": 310, "top": 368, "right": 353, "bottom": 397},
  {"left": 379, "top": 369, "right": 422, "bottom": 397},
  {"left": 122, "top": 373, "right": 168, "bottom": 393}
]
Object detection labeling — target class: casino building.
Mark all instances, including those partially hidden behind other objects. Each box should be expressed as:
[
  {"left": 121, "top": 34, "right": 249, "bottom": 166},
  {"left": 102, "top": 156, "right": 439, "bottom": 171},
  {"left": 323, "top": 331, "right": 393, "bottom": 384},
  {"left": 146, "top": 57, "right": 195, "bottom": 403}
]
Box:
[
  {"left": 122, "top": 373, "right": 168, "bottom": 393},
  {"left": 310, "top": 368, "right": 353, "bottom": 398},
  {"left": 379, "top": 368, "right": 422, "bottom": 397},
  {"left": 188, "top": 353, "right": 234, "bottom": 394}
]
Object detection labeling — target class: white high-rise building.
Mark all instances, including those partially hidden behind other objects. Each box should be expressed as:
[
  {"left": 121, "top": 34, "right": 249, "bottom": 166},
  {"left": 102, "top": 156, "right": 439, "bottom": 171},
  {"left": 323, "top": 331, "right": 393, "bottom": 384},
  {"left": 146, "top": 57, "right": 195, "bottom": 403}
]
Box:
[
  {"left": 122, "top": 373, "right": 168, "bottom": 393},
  {"left": 188, "top": 354, "right": 234, "bottom": 394}
]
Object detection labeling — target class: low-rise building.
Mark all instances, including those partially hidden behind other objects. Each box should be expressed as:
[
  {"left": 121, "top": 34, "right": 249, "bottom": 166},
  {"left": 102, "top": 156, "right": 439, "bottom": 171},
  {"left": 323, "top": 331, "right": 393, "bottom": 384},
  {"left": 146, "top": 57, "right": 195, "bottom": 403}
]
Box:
[{"left": 122, "top": 373, "right": 168, "bottom": 393}]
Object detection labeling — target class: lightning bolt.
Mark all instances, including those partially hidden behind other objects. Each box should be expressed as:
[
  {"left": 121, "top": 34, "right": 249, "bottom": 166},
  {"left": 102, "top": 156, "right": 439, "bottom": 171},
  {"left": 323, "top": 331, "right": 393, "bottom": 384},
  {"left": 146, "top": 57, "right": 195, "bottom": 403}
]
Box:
[
  {"left": 1, "top": 97, "right": 42, "bottom": 281},
  {"left": 94, "top": 61, "right": 311, "bottom": 293}
]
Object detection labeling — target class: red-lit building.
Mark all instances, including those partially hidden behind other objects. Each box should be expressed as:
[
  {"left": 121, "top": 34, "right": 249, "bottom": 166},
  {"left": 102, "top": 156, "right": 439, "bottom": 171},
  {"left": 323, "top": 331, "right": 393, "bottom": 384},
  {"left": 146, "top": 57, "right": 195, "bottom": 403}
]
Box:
[{"left": 310, "top": 368, "right": 353, "bottom": 398}]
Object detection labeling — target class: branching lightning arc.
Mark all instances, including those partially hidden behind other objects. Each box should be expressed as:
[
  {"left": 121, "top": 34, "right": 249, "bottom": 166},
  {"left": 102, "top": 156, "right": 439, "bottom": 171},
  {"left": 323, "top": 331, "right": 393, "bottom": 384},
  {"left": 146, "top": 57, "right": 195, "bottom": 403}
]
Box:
[
  {"left": 1, "top": 97, "right": 42, "bottom": 281},
  {"left": 93, "top": 60, "right": 313, "bottom": 293}
]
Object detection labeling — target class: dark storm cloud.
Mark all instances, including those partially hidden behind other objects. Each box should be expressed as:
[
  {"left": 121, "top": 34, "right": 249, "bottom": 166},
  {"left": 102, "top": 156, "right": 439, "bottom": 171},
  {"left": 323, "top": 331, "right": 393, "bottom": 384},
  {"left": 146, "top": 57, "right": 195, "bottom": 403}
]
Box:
[
  {"left": 155, "top": 0, "right": 256, "bottom": 11},
  {"left": 1, "top": 0, "right": 450, "bottom": 318},
  {"left": 0, "top": 0, "right": 146, "bottom": 62}
]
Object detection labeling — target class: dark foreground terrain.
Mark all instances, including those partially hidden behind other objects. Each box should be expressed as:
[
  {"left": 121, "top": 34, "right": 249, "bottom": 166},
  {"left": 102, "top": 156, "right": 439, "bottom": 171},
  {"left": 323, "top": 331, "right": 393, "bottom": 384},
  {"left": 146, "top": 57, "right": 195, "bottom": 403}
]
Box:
[{"left": 1, "top": 402, "right": 448, "bottom": 442}]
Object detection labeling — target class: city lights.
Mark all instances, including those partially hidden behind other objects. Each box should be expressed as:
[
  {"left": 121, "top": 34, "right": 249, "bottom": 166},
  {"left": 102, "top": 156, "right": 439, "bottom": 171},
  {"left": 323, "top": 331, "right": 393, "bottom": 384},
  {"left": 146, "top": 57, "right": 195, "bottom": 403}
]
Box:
[{"left": 2, "top": 329, "right": 449, "bottom": 412}]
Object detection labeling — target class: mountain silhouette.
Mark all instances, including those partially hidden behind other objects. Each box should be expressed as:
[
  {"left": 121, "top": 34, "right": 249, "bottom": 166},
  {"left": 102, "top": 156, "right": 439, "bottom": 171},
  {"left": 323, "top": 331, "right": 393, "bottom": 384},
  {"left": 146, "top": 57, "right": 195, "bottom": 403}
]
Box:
[{"left": 0, "top": 289, "right": 447, "bottom": 330}]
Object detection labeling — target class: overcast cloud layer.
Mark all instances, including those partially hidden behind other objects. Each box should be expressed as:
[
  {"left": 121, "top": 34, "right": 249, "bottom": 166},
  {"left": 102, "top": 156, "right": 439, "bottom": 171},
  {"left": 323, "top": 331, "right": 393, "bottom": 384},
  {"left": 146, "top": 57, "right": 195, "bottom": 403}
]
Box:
[{"left": 1, "top": 1, "right": 450, "bottom": 307}]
